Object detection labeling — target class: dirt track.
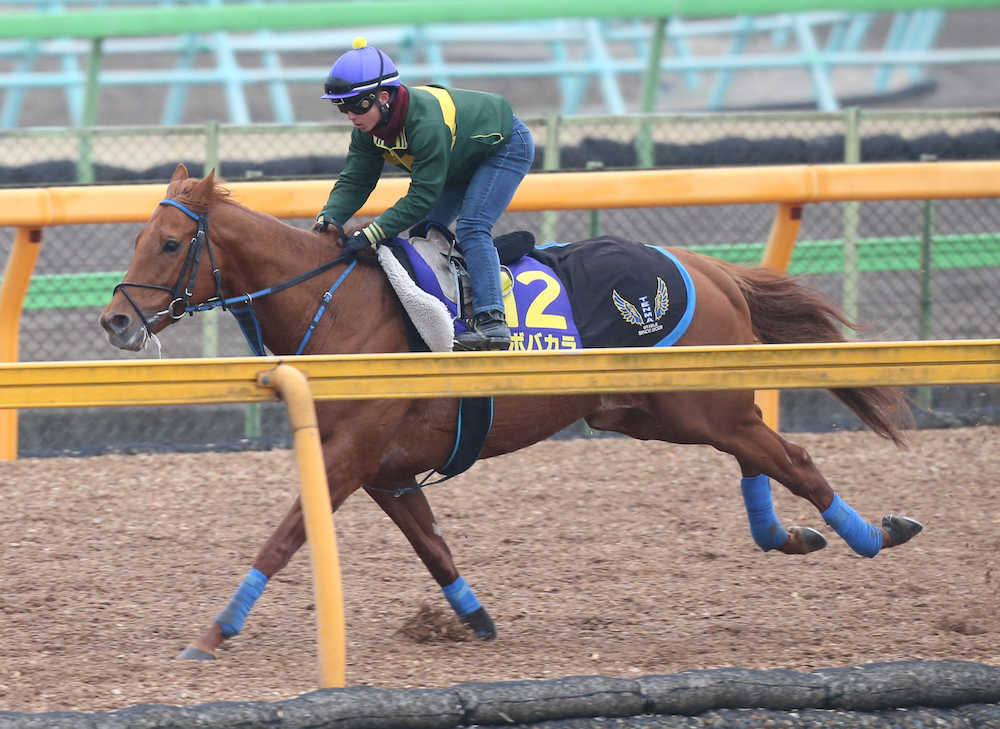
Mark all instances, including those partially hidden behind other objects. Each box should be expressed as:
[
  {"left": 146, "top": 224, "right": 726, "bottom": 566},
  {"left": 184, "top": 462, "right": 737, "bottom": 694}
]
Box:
[{"left": 2, "top": 425, "right": 997, "bottom": 714}]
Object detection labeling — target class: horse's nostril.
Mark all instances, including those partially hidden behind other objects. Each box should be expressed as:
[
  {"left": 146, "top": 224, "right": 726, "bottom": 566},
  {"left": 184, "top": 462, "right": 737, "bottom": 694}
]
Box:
[{"left": 104, "top": 313, "right": 131, "bottom": 334}]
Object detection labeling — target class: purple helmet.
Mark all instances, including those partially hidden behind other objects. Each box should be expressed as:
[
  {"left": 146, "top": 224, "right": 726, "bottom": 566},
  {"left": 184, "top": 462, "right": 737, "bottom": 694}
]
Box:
[{"left": 321, "top": 37, "right": 400, "bottom": 101}]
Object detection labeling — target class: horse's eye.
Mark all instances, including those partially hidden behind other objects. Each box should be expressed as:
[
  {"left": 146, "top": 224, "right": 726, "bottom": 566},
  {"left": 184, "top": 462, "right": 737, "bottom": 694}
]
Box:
[{"left": 162, "top": 238, "right": 181, "bottom": 254}]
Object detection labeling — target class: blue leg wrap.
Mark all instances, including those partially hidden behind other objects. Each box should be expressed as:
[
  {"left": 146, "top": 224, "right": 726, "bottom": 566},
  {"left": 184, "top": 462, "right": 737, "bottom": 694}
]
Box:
[
  {"left": 215, "top": 568, "right": 268, "bottom": 638},
  {"left": 442, "top": 576, "right": 482, "bottom": 618},
  {"left": 821, "top": 493, "right": 883, "bottom": 558},
  {"left": 740, "top": 474, "right": 788, "bottom": 552}
]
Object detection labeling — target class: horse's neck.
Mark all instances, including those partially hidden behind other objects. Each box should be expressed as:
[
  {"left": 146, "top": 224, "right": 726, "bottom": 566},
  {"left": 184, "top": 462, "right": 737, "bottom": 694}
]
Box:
[
  {"left": 213, "top": 204, "right": 316, "bottom": 292},
  {"left": 211, "top": 203, "right": 403, "bottom": 356}
]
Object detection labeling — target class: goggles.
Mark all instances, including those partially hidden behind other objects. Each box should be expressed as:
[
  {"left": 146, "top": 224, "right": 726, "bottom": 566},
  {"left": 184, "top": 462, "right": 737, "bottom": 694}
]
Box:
[{"left": 330, "top": 91, "right": 376, "bottom": 115}]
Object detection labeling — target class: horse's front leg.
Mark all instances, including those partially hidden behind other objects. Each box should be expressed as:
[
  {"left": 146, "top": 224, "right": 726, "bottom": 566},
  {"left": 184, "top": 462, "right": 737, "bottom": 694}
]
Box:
[
  {"left": 180, "top": 429, "right": 370, "bottom": 660},
  {"left": 180, "top": 496, "right": 307, "bottom": 659},
  {"left": 365, "top": 482, "right": 496, "bottom": 639}
]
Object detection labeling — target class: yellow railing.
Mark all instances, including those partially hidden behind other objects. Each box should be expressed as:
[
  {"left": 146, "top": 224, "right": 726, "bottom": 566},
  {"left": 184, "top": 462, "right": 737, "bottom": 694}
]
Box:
[
  {"left": 0, "top": 227, "right": 41, "bottom": 461},
  {"left": 255, "top": 363, "right": 345, "bottom": 689},
  {"left": 3, "top": 162, "right": 1000, "bottom": 228},
  {"left": 4, "top": 159, "right": 1000, "bottom": 452},
  {"left": 3, "top": 341, "right": 1000, "bottom": 408}
]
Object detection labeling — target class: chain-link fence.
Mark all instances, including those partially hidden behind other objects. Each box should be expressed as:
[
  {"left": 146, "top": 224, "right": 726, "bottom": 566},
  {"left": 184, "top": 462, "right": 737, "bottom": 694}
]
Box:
[
  {"left": 3, "top": 109, "right": 1000, "bottom": 185},
  {"left": 2, "top": 109, "right": 999, "bottom": 455}
]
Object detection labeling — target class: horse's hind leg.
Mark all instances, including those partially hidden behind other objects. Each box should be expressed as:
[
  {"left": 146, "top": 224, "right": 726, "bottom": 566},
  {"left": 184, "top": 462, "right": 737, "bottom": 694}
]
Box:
[
  {"left": 706, "top": 396, "right": 923, "bottom": 558},
  {"left": 590, "top": 392, "right": 921, "bottom": 558},
  {"left": 364, "top": 482, "right": 496, "bottom": 639},
  {"left": 180, "top": 497, "right": 307, "bottom": 660},
  {"left": 738, "top": 473, "right": 828, "bottom": 555},
  {"left": 588, "top": 395, "right": 825, "bottom": 556}
]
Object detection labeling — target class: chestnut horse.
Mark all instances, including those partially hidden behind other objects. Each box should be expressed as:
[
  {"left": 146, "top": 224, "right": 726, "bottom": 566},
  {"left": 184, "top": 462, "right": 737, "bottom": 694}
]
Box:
[{"left": 99, "top": 165, "right": 922, "bottom": 661}]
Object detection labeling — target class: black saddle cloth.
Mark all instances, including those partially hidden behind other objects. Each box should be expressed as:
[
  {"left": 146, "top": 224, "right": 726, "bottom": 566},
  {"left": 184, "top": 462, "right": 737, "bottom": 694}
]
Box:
[{"left": 529, "top": 236, "right": 693, "bottom": 349}]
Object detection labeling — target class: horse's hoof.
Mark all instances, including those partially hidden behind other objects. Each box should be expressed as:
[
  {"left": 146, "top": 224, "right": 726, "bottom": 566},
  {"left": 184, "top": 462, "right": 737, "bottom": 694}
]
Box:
[
  {"left": 460, "top": 607, "right": 497, "bottom": 640},
  {"left": 179, "top": 644, "right": 217, "bottom": 660},
  {"left": 778, "top": 526, "right": 828, "bottom": 555},
  {"left": 882, "top": 514, "right": 923, "bottom": 548}
]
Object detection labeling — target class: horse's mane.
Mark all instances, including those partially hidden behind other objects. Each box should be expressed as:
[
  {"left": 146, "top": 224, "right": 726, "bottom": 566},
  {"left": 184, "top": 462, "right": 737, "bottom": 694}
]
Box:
[
  {"left": 167, "top": 175, "right": 234, "bottom": 214},
  {"left": 165, "top": 173, "right": 355, "bottom": 267}
]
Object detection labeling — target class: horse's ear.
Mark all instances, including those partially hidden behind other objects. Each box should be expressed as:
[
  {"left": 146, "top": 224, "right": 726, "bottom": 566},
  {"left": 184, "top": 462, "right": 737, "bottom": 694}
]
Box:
[
  {"left": 170, "top": 163, "right": 189, "bottom": 182},
  {"left": 190, "top": 167, "right": 216, "bottom": 205}
]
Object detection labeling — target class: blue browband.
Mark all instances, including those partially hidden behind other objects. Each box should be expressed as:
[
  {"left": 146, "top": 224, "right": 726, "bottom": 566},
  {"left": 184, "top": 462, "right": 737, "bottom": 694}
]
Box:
[{"left": 159, "top": 198, "right": 201, "bottom": 221}]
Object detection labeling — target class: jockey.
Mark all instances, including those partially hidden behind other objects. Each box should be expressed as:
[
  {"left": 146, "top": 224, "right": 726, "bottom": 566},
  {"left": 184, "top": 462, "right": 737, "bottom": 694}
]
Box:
[{"left": 312, "top": 37, "right": 535, "bottom": 351}]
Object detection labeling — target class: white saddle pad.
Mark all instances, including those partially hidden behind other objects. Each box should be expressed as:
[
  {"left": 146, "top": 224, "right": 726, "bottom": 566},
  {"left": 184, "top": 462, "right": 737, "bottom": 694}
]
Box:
[{"left": 377, "top": 228, "right": 457, "bottom": 353}]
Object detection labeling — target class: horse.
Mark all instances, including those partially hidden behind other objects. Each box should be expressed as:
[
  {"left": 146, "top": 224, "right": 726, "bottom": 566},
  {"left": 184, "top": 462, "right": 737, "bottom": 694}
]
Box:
[{"left": 99, "top": 164, "right": 922, "bottom": 661}]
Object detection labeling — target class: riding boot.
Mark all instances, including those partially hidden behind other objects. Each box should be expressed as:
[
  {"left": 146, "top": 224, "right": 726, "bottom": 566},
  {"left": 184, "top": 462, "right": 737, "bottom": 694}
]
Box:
[{"left": 454, "top": 310, "right": 511, "bottom": 351}]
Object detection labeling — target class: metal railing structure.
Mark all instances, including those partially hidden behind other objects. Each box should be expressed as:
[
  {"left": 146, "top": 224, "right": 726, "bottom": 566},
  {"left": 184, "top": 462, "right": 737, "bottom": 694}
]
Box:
[
  {"left": 2, "top": 0, "right": 998, "bottom": 128},
  {"left": 5, "top": 342, "right": 999, "bottom": 409},
  {"left": 1, "top": 168, "right": 998, "bottom": 684},
  {"left": 2, "top": 108, "right": 999, "bottom": 456},
  {"left": 2, "top": 339, "right": 999, "bottom": 686},
  {"left": 2, "top": 160, "right": 1000, "bottom": 459},
  {"left": 4, "top": 109, "right": 1000, "bottom": 336}
]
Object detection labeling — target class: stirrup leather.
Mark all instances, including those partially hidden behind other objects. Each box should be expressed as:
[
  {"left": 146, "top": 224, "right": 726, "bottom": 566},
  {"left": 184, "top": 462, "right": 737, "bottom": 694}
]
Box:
[
  {"left": 446, "top": 247, "right": 475, "bottom": 324},
  {"left": 411, "top": 220, "right": 476, "bottom": 322}
]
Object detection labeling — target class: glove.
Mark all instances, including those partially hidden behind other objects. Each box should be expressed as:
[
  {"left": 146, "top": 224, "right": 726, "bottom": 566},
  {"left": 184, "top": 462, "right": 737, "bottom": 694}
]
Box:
[
  {"left": 312, "top": 214, "right": 343, "bottom": 236},
  {"left": 343, "top": 229, "right": 376, "bottom": 255}
]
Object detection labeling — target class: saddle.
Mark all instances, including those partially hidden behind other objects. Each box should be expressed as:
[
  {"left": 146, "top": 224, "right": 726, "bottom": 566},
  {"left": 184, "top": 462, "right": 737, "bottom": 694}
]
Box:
[
  {"left": 379, "top": 227, "right": 696, "bottom": 355},
  {"left": 377, "top": 221, "right": 537, "bottom": 353}
]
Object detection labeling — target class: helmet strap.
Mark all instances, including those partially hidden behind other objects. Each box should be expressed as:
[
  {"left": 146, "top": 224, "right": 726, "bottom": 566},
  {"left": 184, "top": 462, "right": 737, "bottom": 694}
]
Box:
[
  {"left": 377, "top": 87, "right": 394, "bottom": 124},
  {"left": 375, "top": 88, "right": 396, "bottom": 127}
]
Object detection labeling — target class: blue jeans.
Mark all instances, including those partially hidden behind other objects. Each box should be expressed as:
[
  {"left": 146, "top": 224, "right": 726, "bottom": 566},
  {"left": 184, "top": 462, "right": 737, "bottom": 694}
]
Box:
[{"left": 421, "top": 116, "right": 535, "bottom": 316}]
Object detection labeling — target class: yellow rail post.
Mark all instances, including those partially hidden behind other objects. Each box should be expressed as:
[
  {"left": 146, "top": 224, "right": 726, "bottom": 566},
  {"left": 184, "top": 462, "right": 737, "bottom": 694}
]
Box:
[
  {"left": 761, "top": 203, "right": 803, "bottom": 273},
  {"left": 0, "top": 227, "right": 42, "bottom": 461},
  {"left": 755, "top": 202, "right": 805, "bottom": 430},
  {"left": 256, "top": 364, "right": 346, "bottom": 688}
]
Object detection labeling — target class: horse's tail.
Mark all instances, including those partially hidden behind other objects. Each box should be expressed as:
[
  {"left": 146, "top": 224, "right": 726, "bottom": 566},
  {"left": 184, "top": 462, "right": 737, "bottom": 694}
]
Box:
[{"left": 720, "top": 261, "right": 910, "bottom": 446}]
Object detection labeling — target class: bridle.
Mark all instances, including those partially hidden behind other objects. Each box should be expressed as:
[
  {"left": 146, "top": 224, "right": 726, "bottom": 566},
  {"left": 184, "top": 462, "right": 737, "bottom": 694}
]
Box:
[
  {"left": 113, "top": 199, "right": 225, "bottom": 333},
  {"left": 113, "top": 197, "right": 357, "bottom": 356}
]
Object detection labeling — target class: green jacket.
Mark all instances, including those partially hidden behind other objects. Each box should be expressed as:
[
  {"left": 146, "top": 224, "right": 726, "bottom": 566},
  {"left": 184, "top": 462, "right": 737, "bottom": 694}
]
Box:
[{"left": 320, "top": 84, "right": 514, "bottom": 243}]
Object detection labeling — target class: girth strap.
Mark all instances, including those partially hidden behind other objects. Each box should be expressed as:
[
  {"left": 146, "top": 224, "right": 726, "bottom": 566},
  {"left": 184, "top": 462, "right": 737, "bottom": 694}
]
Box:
[{"left": 437, "top": 396, "right": 494, "bottom": 477}]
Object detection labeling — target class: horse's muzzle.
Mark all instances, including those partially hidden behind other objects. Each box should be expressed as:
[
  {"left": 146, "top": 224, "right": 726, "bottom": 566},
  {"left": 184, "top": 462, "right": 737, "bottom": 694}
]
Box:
[{"left": 99, "top": 309, "right": 148, "bottom": 351}]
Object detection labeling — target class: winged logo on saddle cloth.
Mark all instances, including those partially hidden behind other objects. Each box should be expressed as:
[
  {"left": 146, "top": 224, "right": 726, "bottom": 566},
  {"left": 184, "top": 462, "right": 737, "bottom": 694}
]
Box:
[{"left": 612, "top": 278, "right": 670, "bottom": 337}]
